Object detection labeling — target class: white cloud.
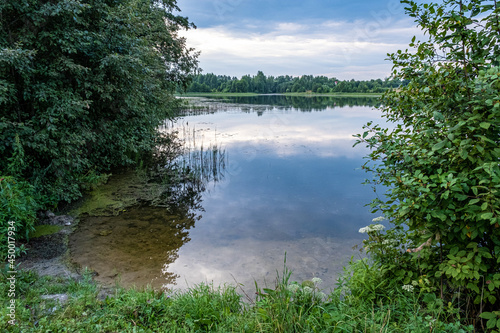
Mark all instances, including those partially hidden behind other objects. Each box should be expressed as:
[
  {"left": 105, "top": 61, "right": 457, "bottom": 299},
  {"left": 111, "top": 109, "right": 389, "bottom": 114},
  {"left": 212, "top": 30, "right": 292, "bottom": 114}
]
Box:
[{"left": 180, "top": 18, "right": 422, "bottom": 79}]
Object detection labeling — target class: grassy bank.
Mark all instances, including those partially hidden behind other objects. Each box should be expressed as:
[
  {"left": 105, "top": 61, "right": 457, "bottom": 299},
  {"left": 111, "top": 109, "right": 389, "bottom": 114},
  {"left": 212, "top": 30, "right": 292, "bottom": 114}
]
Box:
[{"left": 1, "top": 260, "right": 472, "bottom": 332}]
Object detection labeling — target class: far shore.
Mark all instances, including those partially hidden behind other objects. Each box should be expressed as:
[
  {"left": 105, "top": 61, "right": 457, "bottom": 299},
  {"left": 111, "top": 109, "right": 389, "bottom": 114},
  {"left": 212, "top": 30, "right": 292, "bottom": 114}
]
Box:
[{"left": 177, "top": 92, "right": 383, "bottom": 98}]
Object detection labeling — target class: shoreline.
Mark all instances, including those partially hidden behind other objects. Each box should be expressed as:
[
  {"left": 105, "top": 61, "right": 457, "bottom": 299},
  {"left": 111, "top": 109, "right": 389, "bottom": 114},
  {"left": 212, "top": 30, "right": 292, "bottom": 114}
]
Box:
[{"left": 178, "top": 92, "right": 383, "bottom": 98}]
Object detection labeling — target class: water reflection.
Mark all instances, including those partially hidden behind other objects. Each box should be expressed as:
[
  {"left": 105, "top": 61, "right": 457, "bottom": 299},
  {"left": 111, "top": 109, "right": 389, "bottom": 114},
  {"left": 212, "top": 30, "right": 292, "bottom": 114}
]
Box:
[
  {"left": 71, "top": 95, "right": 384, "bottom": 292},
  {"left": 181, "top": 94, "right": 381, "bottom": 112}
]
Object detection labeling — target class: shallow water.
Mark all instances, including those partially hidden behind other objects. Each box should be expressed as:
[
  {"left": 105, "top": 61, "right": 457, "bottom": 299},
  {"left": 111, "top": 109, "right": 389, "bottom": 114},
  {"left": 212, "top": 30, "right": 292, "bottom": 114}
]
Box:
[{"left": 70, "top": 95, "right": 384, "bottom": 294}]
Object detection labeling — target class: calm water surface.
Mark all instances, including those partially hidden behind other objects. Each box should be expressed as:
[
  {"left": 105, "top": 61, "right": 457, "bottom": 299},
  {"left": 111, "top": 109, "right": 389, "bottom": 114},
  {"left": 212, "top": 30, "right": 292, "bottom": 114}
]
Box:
[{"left": 70, "top": 95, "right": 384, "bottom": 293}]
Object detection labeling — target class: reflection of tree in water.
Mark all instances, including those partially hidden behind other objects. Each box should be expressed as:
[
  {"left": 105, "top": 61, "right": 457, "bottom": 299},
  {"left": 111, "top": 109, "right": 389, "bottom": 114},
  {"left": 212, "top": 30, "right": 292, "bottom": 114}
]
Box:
[
  {"left": 179, "top": 95, "right": 380, "bottom": 115},
  {"left": 120, "top": 204, "right": 201, "bottom": 286},
  {"left": 196, "top": 95, "right": 379, "bottom": 110},
  {"left": 227, "top": 95, "right": 381, "bottom": 109}
]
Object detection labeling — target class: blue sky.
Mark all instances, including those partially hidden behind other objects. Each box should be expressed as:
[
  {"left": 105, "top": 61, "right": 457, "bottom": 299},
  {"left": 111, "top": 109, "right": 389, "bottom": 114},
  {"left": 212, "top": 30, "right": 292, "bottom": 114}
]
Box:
[{"left": 175, "top": 0, "right": 424, "bottom": 80}]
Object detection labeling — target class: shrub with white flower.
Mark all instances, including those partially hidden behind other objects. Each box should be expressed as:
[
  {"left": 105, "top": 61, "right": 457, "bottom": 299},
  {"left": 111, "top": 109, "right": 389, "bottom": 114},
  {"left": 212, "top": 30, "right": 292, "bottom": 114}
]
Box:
[{"left": 358, "top": 217, "right": 411, "bottom": 268}]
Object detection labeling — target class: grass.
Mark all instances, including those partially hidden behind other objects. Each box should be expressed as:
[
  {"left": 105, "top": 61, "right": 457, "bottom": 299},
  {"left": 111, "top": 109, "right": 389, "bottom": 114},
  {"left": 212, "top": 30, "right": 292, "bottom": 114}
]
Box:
[{"left": 1, "top": 260, "right": 473, "bottom": 332}]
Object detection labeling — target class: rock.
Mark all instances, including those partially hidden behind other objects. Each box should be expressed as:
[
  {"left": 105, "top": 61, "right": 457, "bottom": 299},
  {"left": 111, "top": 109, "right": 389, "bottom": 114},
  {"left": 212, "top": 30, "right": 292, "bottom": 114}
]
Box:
[
  {"left": 45, "top": 214, "right": 75, "bottom": 226},
  {"left": 41, "top": 294, "right": 69, "bottom": 305},
  {"left": 40, "top": 294, "right": 69, "bottom": 315}
]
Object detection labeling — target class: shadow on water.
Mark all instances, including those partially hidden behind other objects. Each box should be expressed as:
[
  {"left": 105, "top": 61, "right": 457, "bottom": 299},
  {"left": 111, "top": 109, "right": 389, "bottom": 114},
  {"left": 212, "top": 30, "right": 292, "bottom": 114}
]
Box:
[{"left": 70, "top": 205, "right": 198, "bottom": 289}]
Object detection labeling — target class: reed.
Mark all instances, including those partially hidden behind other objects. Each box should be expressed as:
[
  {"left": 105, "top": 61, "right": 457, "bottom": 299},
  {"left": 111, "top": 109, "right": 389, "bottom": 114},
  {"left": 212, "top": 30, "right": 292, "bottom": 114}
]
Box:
[{"left": 159, "top": 120, "right": 227, "bottom": 190}]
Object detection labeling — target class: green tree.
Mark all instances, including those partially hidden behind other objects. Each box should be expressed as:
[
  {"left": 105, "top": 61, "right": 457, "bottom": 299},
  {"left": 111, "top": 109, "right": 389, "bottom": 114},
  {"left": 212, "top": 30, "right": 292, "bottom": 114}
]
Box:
[
  {"left": 356, "top": 0, "right": 500, "bottom": 323},
  {"left": 253, "top": 70, "right": 267, "bottom": 93},
  {"left": 0, "top": 0, "right": 198, "bottom": 204}
]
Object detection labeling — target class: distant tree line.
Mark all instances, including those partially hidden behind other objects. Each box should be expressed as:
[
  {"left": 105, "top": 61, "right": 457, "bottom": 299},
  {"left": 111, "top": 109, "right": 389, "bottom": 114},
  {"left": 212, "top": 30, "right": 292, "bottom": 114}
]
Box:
[{"left": 185, "top": 71, "right": 406, "bottom": 94}]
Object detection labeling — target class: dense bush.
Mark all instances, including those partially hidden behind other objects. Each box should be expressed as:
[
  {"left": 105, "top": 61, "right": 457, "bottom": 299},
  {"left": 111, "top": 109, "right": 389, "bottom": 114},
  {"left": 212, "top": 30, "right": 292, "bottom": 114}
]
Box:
[
  {"left": 0, "top": 0, "right": 198, "bottom": 206},
  {"left": 355, "top": 0, "right": 500, "bottom": 328}
]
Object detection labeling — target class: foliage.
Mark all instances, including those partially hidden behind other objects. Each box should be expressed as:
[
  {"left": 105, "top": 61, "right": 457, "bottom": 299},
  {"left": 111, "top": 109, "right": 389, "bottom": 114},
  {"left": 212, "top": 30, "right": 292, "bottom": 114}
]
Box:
[
  {"left": 252, "top": 261, "right": 327, "bottom": 333},
  {"left": 0, "top": 0, "right": 198, "bottom": 206},
  {"left": 355, "top": 0, "right": 500, "bottom": 327},
  {"left": 0, "top": 132, "right": 37, "bottom": 259},
  {"left": 0, "top": 176, "right": 37, "bottom": 260},
  {"left": 185, "top": 71, "right": 406, "bottom": 94}
]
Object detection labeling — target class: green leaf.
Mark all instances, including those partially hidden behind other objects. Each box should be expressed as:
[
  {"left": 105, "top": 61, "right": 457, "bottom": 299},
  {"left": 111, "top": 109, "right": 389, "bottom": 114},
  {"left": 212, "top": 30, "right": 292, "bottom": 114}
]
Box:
[
  {"left": 480, "top": 122, "right": 491, "bottom": 129},
  {"left": 487, "top": 318, "right": 497, "bottom": 329},
  {"left": 423, "top": 293, "right": 436, "bottom": 304},
  {"left": 469, "top": 198, "right": 480, "bottom": 205},
  {"left": 459, "top": 149, "right": 468, "bottom": 159},
  {"left": 482, "top": 212, "right": 493, "bottom": 220},
  {"left": 432, "top": 140, "right": 447, "bottom": 151}
]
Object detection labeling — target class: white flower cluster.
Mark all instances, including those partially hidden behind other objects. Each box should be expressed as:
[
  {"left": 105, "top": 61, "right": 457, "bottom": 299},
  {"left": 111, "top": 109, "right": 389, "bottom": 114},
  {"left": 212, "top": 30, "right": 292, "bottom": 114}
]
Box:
[
  {"left": 359, "top": 224, "right": 385, "bottom": 234},
  {"left": 311, "top": 277, "right": 322, "bottom": 286},
  {"left": 402, "top": 284, "right": 414, "bottom": 292},
  {"left": 287, "top": 284, "right": 300, "bottom": 293},
  {"left": 372, "top": 216, "right": 386, "bottom": 223},
  {"left": 302, "top": 286, "right": 313, "bottom": 294}
]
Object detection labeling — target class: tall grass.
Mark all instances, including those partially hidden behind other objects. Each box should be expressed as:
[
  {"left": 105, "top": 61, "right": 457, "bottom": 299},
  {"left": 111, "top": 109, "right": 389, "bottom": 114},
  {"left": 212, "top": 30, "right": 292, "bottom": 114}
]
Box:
[{"left": 1, "top": 259, "right": 473, "bottom": 332}]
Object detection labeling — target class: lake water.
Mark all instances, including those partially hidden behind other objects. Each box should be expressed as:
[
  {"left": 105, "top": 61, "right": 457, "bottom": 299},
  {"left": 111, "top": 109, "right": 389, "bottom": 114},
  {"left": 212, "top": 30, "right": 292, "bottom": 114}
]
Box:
[{"left": 69, "top": 95, "right": 384, "bottom": 294}]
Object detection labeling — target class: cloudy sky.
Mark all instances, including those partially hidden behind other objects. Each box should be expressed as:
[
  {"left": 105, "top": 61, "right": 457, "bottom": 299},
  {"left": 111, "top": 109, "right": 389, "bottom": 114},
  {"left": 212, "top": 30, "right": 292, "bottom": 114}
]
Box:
[{"left": 174, "top": 0, "right": 425, "bottom": 80}]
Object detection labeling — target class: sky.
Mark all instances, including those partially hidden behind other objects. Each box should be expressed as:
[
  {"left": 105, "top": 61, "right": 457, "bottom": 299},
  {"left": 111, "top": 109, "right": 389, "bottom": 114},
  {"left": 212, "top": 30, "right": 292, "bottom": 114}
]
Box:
[{"left": 174, "top": 0, "right": 426, "bottom": 80}]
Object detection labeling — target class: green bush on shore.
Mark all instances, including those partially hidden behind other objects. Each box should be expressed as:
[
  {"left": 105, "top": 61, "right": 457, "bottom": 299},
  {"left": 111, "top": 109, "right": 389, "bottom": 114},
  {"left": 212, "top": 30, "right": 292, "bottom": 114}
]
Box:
[{"left": 0, "top": 176, "right": 37, "bottom": 261}]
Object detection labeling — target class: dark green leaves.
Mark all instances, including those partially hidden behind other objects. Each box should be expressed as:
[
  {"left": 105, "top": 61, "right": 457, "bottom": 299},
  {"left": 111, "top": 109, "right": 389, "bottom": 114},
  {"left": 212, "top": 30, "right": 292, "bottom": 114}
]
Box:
[
  {"left": 355, "top": 0, "right": 500, "bottom": 322},
  {"left": 0, "top": 0, "right": 198, "bottom": 204}
]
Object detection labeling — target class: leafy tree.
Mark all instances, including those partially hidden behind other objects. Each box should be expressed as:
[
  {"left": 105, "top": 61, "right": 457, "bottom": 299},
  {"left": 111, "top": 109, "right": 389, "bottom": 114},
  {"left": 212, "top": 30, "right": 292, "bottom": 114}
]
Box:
[
  {"left": 0, "top": 0, "right": 198, "bottom": 205},
  {"left": 253, "top": 70, "right": 267, "bottom": 93},
  {"left": 356, "top": 0, "right": 500, "bottom": 325}
]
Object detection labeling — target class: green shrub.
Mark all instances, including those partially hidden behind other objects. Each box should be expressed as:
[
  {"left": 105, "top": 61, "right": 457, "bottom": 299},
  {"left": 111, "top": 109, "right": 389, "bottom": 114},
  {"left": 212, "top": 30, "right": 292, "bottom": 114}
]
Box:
[
  {"left": 355, "top": 1, "right": 500, "bottom": 325},
  {"left": 0, "top": 0, "right": 198, "bottom": 206},
  {"left": 0, "top": 176, "right": 37, "bottom": 260}
]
